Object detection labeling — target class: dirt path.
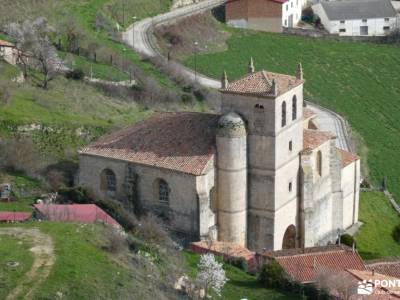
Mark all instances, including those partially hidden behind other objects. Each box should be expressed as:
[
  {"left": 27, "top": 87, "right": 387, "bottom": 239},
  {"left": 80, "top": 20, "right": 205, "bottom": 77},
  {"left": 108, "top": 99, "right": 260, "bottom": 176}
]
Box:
[{"left": 0, "top": 227, "right": 55, "bottom": 300}]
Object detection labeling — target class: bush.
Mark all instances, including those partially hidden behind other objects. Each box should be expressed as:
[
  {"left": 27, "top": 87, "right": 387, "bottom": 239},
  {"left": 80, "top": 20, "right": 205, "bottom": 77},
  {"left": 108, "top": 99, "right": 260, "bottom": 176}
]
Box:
[
  {"left": 181, "top": 93, "right": 192, "bottom": 104},
  {"left": 58, "top": 186, "right": 93, "bottom": 203},
  {"left": 106, "top": 228, "right": 127, "bottom": 254},
  {"left": 259, "top": 261, "right": 285, "bottom": 288},
  {"left": 339, "top": 234, "right": 356, "bottom": 247},
  {"left": 66, "top": 68, "right": 85, "bottom": 80},
  {"left": 392, "top": 224, "right": 400, "bottom": 244},
  {"left": 134, "top": 214, "right": 173, "bottom": 247},
  {"left": 0, "top": 137, "right": 44, "bottom": 177}
]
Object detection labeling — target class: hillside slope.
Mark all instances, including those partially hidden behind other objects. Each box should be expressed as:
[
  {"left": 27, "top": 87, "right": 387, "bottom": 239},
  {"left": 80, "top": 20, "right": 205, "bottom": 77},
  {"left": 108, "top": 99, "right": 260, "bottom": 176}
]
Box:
[{"left": 181, "top": 19, "right": 400, "bottom": 200}]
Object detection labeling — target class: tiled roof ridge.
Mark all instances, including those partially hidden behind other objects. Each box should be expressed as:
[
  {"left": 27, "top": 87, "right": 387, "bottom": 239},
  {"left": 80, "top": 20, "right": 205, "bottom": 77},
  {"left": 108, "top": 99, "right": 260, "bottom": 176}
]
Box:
[
  {"left": 366, "top": 258, "right": 400, "bottom": 265},
  {"left": 304, "top": 128, "right": 337, "bottom": 137},
  {"left": 261, "top": 70, "right": 273, "bottom": 86},
  {"left": 276, "top": 249, "right": 356, "bottom": 259},
  {"left": 262, "top": 244, "right": 351, "bottom": 257}
]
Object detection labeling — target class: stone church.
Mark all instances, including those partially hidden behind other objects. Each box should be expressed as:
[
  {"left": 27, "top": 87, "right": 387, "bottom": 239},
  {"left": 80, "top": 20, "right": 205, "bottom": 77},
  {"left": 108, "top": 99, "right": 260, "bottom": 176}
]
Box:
[{"left": 78, "top": 61, "right": 360, "bottom": 251}]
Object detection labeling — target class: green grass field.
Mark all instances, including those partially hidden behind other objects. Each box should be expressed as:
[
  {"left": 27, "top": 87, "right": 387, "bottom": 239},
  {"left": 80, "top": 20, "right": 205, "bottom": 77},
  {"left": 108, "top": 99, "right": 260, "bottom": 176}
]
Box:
[
  {"left": 0, "top": 61, "right": 151, "bottom": 158},
  {"left": 184, "top": 29, "right": 400, "bottom": 200},
  {"left": 60, "top": 52, "right": 130, "bottom": 82},
  {"left": 356, "top": 191, "right": 400, "bottom": 260},
  {"left": 0, "top": 222, "right": 142, "bottom": 299},
  {"left": 184, "top": 251, "right": 297, "bottom": 300},
  {"left": 0, "top": 235, "right": 34, "bottom": 299}
]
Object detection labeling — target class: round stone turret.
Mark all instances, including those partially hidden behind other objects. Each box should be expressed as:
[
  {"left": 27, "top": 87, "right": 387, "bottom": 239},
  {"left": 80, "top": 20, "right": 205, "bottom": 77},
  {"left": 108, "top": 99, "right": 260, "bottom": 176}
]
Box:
[
  {"left": 216, "top": 112, "right": 247, "bottom": 246},
  {"left": 217, "top": 112, "right": 246, "bottom": 138}
]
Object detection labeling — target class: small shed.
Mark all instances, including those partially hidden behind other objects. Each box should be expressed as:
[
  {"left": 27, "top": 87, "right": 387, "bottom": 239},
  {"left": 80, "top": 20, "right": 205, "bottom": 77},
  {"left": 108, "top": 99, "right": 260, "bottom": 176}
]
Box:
[
  {"left": 33, "top": 204, "right": 120, "bottom": 227},
  {"left": 0, "top": 211, "right": 32, "bottom": 223}
]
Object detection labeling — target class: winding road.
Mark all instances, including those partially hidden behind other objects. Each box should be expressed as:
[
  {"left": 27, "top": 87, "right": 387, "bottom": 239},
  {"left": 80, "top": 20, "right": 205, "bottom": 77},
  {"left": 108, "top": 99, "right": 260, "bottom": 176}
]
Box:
[{"left": 122, "top": 0, "right": 352, "bottom": 151}]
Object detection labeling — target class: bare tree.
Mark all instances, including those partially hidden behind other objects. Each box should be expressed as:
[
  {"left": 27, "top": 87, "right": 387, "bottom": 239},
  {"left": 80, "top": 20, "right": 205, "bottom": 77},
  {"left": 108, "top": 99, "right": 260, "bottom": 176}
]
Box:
[
  {"left": 6, "top": 17, "right": 63, "bottom": 88},
  {"left": 59, "top": 16, "right": 85, "bottom": 53}
]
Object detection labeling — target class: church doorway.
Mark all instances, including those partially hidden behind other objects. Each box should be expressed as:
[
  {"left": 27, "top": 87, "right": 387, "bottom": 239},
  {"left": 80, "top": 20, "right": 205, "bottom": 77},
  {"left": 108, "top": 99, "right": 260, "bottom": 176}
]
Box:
[{"left": 282, "top": 225, "right": 296, "bottom": 249}]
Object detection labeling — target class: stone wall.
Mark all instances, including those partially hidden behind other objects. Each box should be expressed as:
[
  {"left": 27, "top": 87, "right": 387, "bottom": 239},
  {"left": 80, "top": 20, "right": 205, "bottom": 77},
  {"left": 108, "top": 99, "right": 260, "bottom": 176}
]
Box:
[{"left": 79, "top": 154, "right": 216, "bottom": 242}]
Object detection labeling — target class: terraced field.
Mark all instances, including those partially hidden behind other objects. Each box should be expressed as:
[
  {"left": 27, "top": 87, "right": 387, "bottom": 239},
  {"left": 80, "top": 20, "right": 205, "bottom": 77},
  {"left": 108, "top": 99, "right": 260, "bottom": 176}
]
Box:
[{"left": 185, "top": 29, "right": 400, "bottom": 199}]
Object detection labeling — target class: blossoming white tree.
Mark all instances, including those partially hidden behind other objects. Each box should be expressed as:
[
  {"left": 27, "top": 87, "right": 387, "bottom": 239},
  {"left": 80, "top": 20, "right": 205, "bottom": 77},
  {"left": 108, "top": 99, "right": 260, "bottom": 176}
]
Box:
[{"left": 196, "top": 253, "right": 228, "bottom": 298}]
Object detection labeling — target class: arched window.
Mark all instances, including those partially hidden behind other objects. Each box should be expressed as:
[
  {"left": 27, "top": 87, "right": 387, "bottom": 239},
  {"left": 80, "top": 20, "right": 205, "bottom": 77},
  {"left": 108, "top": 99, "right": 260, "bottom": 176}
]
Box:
[
  {"left": 292, "top": 95, "right": 297, "bottom": 120},
  {"left": 101, "top": 169, "right": 117, "bottom": 197},
  {"left": 281, "top": 101, "right": 287, "bottom": 127},
  {"left": 282, "top": 225, "right": 296, "bottom": 249},
  {"left": 317, "top": 151, "right": 322, "bottom": 176},
  {"left": 158, "top": 179, "right": 169, "bottom": 204}
]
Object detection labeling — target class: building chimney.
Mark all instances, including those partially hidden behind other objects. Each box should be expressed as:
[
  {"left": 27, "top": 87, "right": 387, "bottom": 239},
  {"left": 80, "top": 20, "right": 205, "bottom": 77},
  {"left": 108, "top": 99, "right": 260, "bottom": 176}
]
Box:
[
  {"left": 296, "top": 62, "right": 304, "bottom": 81},
  {"left": 372, "top": 269, "right": 375, "bottom": 276},
  {"left": 271, "top": 79, "right": 278, "bottom": 96},
  {"left": 248, "top": 57, "right": 255, "bottom": 73},
  {"left": 221, "top": 70, "right": 229, "bottom": 89},
  {"left": 352, "top": 242, "right": 356, "bottom": 253}
]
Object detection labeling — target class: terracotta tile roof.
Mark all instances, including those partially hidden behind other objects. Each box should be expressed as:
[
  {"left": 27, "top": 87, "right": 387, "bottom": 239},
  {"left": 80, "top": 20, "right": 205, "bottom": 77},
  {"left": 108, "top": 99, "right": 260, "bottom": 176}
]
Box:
[
  {"left": 262, "top": 245, "right": 365, "bottom": 283},
  {"left": 191, "top": 241, "right": 255, "bottom": 261},
  {"left": 191, "top": 241, "right": 257, "bottom": 272},
  {"left": 222, "top": 70, "right": 303, "bottom": 97},
  {"left": 303, "top": 108, "right": 316, "bottom": 119},
  {"left": 366, "top": 259, "right": 400, "bottom": 279},
  {"left": 80, "top": 112, "right": 219, "bottom": 176},
  {"left": 0, "top": 39, "right": 15, "bottom": 47},
  {"left": 347, "top": 269, "right": 400, "bottom": 298},
  {"left": 303, "top": 129, "right": 336, "bottom": 151},
  {"left": 337, "top": 148, "right": 360, "bottom": 168}
]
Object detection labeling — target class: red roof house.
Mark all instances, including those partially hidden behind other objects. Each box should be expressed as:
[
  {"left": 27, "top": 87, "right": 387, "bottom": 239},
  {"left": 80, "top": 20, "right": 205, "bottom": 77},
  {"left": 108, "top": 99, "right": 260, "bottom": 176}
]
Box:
[
  {"left": 259, "top": 245, "right": 366, "bottom": 283},
  {"left": 33, "top": 204, "right": 120, "bottom": 227},
  {"left": 226, "top": 0, "right": 304, "bottom": 32}
]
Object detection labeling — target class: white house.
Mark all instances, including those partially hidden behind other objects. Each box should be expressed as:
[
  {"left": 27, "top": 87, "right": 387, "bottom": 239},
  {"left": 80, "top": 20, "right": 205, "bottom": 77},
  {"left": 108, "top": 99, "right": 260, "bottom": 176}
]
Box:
[
  {"left": 313, "top": 0, "right": 398, "bottom": 36},
  {"left": 0, "top": 40, "right": 18, "bottom": 65}
]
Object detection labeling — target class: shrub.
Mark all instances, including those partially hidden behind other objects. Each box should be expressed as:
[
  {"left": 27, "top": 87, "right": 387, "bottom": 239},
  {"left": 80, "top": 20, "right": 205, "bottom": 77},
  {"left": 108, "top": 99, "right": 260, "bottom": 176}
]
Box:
[
  {"left": 134, "top": 214, "right": 173, "bottom": 247},
  {"left": 259, "top": 261, "right": 285, "bottom": 288},
  {"left": 392, "top": 224, "right": 400, "bottom": 244},
  {"left": 106, "top": 228, "right": 127, "bottom": 254},
  {"left": 66, "top": 68, "right": 85, "bottom": 80},
  {"left": 0, "top": 137, "right": 44, "bottom": 177},
  {"left": 181, "top": 93, "right": 192, "bottom": 104},
  {"left": 58, "top": 186, "right": 93, "bottom": 204},
  {"left": 45, "top": 169, "right": 66, "bottom": 191},
  {"left": 339, "top": 234, "right": 356, "bottom": 247}
]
